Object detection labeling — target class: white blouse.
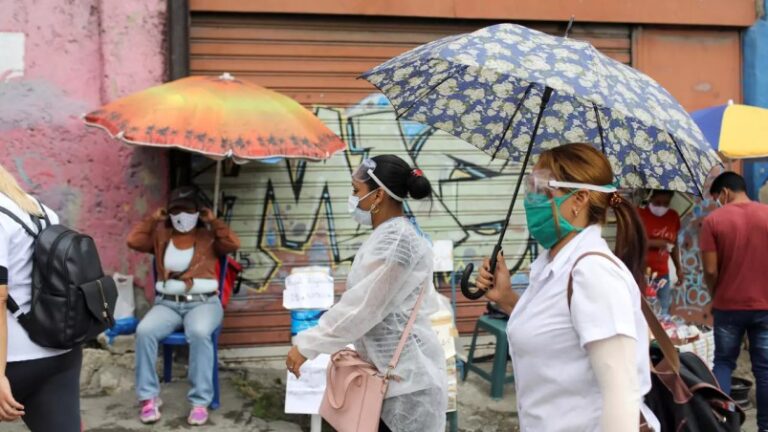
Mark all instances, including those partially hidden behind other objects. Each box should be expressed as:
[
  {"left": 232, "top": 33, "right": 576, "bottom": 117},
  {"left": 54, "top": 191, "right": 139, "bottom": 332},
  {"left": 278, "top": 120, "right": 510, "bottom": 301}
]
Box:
[
  {"left": 506, "top": 224, "right": 656, "bottom": 431},
  {"left": 0, "top": 194, "right": 69, "bottom": 362}
]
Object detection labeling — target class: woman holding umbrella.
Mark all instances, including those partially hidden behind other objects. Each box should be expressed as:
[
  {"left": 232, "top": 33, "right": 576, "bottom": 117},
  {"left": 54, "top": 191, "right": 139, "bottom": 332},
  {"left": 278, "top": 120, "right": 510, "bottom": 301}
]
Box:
[{"left": 476, "top": 143, "right": 658, "bottom": 431}]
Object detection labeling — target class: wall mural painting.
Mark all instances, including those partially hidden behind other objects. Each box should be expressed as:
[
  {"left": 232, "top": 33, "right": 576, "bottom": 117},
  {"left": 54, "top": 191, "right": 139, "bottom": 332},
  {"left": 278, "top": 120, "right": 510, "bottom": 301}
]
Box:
[
  {"left": 670, "top": 165, "right": 724, "bottom": 325},
  {"left": 212, "top": 95, "right": 535, "bottom": 305},
  {"left": 211, "top": 94, "right": 721, "bottom": 323}
]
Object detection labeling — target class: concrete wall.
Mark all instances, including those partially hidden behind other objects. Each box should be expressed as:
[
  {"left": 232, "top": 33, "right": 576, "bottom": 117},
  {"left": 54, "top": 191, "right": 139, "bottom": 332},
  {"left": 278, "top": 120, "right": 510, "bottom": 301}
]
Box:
[{"left": 0, "top": 0, "right": 168, "bottom": 281}]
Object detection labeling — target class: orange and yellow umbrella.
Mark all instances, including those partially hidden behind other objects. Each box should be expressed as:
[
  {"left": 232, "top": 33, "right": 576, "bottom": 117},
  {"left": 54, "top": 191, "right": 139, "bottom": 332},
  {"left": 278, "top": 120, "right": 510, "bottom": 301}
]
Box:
[{"left": 84, "top": 73, "right": 346, "bottom": 162}]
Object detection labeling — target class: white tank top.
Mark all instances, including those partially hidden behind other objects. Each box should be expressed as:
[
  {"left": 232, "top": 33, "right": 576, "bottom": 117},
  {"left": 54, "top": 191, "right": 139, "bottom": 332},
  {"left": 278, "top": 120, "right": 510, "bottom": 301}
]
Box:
[
  {"left": 164, "top": 239, "right": 194, "bottom": 273},
  {"left": 156, "top": 240, "right": 218, "bottom": 295}
]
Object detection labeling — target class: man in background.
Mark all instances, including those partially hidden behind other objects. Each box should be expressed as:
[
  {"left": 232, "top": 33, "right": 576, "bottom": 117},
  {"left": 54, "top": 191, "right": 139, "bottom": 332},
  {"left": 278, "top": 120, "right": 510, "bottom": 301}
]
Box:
[{"left": 700, "top": 171, "right": 768, "bottom": 432}]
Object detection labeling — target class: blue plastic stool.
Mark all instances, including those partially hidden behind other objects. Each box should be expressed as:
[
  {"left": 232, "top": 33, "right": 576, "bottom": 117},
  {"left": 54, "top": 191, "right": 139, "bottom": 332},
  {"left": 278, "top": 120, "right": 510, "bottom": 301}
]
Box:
[
  {"left": 462, "top": 315, "right": 515, "bottom": 400},
  {"left": 155, "top": 256, "right": 227, "bottom": 410}
]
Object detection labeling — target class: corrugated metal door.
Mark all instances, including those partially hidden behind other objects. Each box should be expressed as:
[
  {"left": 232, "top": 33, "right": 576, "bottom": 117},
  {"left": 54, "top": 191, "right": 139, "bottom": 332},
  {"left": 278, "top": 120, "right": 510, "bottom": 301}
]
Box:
[{"left": 190, "top": 13, "right": 632, "bottom": 346}]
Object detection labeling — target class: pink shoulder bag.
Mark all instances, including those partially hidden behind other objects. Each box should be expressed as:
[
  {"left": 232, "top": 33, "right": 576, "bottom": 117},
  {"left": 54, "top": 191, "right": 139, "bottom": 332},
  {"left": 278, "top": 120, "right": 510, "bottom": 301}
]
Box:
[{"left": 319, "top": 283, "right": 427, "bottom": 432}]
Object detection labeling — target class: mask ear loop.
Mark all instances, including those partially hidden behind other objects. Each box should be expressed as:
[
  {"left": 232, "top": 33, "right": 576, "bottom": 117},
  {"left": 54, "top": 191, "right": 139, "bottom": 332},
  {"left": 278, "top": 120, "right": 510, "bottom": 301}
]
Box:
[{"left": 551, "top": 198, "right": 562, "bottom": 239}]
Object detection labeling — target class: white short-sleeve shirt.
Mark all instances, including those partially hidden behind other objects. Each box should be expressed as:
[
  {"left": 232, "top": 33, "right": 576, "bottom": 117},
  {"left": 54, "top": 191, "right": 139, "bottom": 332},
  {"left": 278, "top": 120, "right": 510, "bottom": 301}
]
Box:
[
  {"left": 0, "top": 193, "right": 68, "bottom": 362},
  {"left": 506, "top": 225, "right": 653, "bottom": 432}
]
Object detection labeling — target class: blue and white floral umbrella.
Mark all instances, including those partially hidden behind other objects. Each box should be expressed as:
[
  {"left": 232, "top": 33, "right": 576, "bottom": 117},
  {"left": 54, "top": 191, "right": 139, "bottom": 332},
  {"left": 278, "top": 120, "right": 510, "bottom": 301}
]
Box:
[
  {"left": 362, "top": 23, "right": 720, "bottom": 196},
  {"left": 362, "top": 23, "right": 721, "bottom": 299}
]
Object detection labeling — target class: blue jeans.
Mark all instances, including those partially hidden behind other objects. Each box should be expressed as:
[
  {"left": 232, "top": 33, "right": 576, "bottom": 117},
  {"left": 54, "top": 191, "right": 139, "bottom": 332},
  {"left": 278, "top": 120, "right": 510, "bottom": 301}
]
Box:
[
  {"left": 656, "top": 275, "right": 672, "bottom": 316},
  {"left": 712, "top": 309, "right": 768, "bottom": 430},
  {"left": 135, "top": 296, "right": 223, "bottom": 407}
]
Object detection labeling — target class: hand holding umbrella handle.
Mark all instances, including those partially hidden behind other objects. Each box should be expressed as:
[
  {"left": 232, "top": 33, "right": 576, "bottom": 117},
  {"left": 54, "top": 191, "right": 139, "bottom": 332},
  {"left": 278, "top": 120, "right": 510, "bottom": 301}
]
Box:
[{"left": 460, "top": 243, "right": 502, "bottom": 300}]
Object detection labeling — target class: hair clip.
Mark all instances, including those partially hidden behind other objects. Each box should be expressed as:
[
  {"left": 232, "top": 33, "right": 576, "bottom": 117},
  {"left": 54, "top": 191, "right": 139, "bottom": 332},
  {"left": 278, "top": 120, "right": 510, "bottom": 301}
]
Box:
[
  {"left": 610, "top": 192, "right": 622, "bottom": 207},
  {"left": 411, "top": 169, "right": 423, "bottom": 177}
]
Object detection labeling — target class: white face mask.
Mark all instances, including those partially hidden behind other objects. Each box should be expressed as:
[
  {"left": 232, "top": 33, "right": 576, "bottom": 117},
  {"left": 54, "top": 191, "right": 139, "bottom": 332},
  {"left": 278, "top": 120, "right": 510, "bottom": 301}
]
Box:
[
  {"left": 648, "top": 203, "right": 669, "bottom": 217},
  {"left": 715, "top": 190, "right": 729, "bottom": 208},
  {"left": 170, "top": 212, "right": 199, "bottom": 233},
  {"left": 347, "top": 189, "right": 377, "bottom": 226}
]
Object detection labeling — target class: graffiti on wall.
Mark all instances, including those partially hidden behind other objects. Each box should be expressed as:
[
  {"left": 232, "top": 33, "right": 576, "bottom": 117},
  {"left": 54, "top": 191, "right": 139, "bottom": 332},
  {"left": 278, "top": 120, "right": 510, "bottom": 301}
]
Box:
[
  {"left": 670, "top": 165, "right": 724, "bottom": 324},
  {"left": 213, "top": 94, "right": 535, "bottom": 300},
  {"left": 214, "top": 93, "right": 721, "bottom": 322}
]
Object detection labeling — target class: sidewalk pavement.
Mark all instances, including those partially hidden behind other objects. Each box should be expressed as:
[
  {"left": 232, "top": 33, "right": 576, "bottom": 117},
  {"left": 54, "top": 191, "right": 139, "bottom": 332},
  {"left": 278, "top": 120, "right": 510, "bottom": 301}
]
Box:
[{"left": 0, "top": 348, "right": 757, "bottom": 432}]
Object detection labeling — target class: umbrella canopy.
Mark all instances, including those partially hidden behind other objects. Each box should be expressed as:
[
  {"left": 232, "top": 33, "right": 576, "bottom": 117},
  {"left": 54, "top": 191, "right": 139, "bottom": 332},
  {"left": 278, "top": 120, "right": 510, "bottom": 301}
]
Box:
[
  {"left": 363, "top": 23, "right": 720, "bottom": 196},
  {"left": 84, "top": 73, "right": 346, "bottom": 162},
  {"left": 691, "top": 103, "right": 768, "bottom": 159},
  {"left": 362, "top": 23, "right": 721, "bottom": 299}
]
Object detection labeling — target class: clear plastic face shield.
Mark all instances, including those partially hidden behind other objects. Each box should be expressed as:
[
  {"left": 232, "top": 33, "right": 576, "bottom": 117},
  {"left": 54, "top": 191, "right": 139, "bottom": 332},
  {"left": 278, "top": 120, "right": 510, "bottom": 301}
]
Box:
[
  {"left": 524, "top": 169, "right": 618, "bottom": 204},
  {"left": 351, "top": 158, "right": 404, "bottom": 202}
]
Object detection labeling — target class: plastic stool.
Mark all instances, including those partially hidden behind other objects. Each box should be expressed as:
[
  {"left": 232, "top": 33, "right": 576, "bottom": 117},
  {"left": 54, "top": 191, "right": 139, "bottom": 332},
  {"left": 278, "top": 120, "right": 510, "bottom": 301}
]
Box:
[{"left": 462, "top": 315, "right": 514, "bottom": 400}]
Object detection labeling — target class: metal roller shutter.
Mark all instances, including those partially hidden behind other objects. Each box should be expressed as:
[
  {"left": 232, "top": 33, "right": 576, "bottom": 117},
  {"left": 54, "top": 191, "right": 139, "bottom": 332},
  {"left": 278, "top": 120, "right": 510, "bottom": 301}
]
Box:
[{"left": 190, "top": 13, "right": 632, "bottom": 346}]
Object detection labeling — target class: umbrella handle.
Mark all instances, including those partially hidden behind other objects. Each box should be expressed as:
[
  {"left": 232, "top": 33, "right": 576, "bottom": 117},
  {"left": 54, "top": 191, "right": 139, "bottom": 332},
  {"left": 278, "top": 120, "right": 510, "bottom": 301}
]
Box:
[{"left": 460, "top": 243, "right": 502, "bottom": 300}]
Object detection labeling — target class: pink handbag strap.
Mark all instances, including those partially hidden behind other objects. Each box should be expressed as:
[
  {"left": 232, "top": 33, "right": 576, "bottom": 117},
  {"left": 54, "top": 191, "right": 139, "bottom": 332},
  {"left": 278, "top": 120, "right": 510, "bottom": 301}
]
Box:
[{"left": 385, "top": 282, "right": 428, "bottom": 374}]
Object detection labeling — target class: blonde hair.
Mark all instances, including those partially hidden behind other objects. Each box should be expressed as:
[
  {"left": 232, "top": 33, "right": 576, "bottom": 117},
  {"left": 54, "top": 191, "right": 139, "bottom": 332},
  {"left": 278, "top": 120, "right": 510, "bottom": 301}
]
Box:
[{"left": 0, "top": 164, "right": 43, "bottom": 217}]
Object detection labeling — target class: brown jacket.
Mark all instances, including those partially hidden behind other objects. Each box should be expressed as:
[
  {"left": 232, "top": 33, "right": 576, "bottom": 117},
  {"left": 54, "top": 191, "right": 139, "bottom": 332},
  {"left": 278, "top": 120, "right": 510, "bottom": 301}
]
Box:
[{"left": 126, "top": 216, "right": 240, "bottom": 290}]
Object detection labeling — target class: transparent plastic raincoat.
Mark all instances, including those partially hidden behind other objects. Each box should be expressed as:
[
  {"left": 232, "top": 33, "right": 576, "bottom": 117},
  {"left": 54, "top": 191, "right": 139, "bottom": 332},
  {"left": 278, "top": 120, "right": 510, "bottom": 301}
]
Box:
[{"left": 295, "top": 217, "right": 447, "bottom": 431}]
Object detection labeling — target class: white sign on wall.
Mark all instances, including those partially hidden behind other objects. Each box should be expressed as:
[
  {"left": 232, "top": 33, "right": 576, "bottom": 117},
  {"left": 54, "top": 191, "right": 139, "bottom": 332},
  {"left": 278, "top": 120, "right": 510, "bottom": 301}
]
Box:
[
  {"left": 433, "top": 239, "right": 454, "bottom": 272},
  {"left": 0, "top": 33, "right": 25, "bottom": 81},
  {"left": 283, "top": 267, "right": 335, "bottom": 310}
]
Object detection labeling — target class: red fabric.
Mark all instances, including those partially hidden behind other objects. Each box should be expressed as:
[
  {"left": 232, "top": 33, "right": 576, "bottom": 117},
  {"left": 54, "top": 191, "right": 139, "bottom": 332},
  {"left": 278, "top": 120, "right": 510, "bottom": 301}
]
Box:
[
  {"left": 216, "top": 257, "right": 242, "bottom": 309},
  {"left": 638, "top": 207, "right": 680, "bottom": 276},
  {"left": 700, "top": 202, "right": 768, "bottom": 311}
]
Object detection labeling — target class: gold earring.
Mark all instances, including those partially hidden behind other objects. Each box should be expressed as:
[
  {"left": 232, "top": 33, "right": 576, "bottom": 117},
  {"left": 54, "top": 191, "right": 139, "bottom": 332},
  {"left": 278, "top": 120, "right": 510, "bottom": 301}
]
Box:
[
  {"left": 371, "top": 204, "right": 381, "bottom": 215},
  {"left": 573, "top": 208, "right": 579, "bottom": 217}
]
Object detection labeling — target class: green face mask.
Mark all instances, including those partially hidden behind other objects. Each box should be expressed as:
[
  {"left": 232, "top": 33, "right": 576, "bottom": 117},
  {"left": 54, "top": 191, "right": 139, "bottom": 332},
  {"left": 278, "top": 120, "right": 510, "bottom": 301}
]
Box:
[{"left": 524, "top": 191, "right": 582, "bottom": 250}]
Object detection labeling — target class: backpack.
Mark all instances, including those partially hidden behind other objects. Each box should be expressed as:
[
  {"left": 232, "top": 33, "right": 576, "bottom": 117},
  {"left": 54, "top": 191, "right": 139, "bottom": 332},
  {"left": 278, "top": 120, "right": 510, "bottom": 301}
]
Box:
[
  {"left": 0, "top": 203, "right": 118, "bottom": 349},
  {"left": 568, "top": 252, "right": 744, "bottom": 432},
  {"left": 217, "top": 256, "right": 242, "bottom": 309}
]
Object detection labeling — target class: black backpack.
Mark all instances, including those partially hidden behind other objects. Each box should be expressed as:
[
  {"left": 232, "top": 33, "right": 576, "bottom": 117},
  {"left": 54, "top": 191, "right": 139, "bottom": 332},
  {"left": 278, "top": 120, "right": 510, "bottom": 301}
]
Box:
[
  {"left": 568, "top": 252, "right": 744, "bottom": 431},
  {"left": 0, "top": 203, "right": 117, "bottom": 349}
]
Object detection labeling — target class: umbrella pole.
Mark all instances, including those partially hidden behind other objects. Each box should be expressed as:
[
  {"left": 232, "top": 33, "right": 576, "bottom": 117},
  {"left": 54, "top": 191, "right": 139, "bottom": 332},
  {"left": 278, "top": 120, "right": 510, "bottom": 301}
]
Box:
[
  {"left": 213, "top": 160, "right": 222, "bottom": 216},
  {"left": 461, "top": 86, "right": 554, "bottom": 299}
]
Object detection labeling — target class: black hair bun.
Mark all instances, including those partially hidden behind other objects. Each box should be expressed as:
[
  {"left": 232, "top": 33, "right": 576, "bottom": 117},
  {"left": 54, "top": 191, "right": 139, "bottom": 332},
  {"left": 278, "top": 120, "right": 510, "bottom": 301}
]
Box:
[{"left": 406, "top": 171, "right": 432, "bottom": 200}]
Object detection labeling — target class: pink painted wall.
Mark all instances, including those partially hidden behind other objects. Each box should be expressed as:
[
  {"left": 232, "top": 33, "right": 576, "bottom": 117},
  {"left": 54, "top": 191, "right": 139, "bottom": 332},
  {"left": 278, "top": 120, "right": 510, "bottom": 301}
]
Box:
[{"left": 0, "top": 0, "right": 169, "bottom": 283}]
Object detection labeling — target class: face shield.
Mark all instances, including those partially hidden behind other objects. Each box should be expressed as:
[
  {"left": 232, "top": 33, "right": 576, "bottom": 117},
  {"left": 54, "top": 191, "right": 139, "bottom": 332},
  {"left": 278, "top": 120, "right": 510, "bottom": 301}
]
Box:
[
  {"left": 524, "top": 169, "right": 618, "bottom": 204},
  {"left": 351, "top": 158, "right": 404, "bottom": 202}
]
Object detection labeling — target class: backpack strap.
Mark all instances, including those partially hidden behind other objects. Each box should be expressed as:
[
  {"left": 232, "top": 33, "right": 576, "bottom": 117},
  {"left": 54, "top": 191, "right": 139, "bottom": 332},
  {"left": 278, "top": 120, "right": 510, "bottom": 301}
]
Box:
[
  {"left": 567, "top": 251, "right": 680, "bottom": 374},
  {"left": 0, "top": 207, "right": 38, "bottom": 238},
  {"left": 33, "top": 198, "right": 51, "bottom": 226}
]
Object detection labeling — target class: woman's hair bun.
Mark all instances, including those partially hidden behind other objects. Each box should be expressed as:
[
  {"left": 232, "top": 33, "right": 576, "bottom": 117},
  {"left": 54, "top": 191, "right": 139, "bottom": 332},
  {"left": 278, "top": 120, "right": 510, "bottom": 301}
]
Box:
[
  {"left": 406, "top": 171, "right": 432, "bottom": 200},
  {"left": 368, "top": 155, "right": 433, "bottom": 201}
]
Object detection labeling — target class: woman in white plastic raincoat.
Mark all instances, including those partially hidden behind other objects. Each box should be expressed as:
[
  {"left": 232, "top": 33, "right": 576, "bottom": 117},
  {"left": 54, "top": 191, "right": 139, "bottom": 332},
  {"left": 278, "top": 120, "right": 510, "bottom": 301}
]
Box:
[{"left": 285, "top": 155, "right": 448, "bottom": 431}]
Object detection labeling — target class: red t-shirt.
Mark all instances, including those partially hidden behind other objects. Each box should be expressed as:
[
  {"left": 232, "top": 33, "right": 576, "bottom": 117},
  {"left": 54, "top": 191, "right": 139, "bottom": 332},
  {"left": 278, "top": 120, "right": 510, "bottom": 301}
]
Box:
[
  {"left": 700, "top": 201, "right": 768, "bottom": 311},
  {"left": 638, "top": 207, "right": 680, "bottom": 276}
]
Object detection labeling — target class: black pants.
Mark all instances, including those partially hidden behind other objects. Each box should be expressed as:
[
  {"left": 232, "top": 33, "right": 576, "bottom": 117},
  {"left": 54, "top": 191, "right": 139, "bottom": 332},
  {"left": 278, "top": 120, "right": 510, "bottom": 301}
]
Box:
[{"left": 6, "top": 347, "right": 82, "bottom": 432}]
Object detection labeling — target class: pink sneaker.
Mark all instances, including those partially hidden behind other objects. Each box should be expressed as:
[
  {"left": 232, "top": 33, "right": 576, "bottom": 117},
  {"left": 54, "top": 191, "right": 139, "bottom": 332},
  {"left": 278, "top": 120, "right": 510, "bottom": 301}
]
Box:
[
  {"left": 187, "top": 406, "right": 209, "bottom": 426},
  {"left": 139, "top": 397, "right": 162, "bottom": 424}
]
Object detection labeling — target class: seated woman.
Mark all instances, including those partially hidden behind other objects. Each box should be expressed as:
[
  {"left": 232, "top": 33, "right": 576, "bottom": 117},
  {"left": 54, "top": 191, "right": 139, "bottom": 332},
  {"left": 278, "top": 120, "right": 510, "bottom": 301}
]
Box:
[{"left": 127, "top": 186, "right": 240, "bottom": 426}]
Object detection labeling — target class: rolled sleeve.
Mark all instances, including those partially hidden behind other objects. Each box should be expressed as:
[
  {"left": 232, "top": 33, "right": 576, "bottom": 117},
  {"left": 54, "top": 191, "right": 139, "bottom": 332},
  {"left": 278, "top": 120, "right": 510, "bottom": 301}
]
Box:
[{"left": 570, "top": 256, "right": 638, "bottom": 348}]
